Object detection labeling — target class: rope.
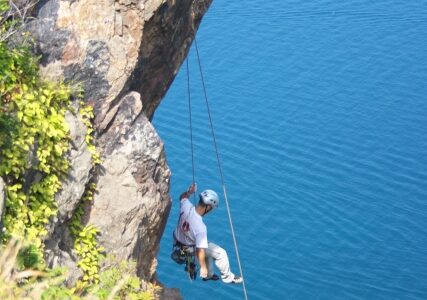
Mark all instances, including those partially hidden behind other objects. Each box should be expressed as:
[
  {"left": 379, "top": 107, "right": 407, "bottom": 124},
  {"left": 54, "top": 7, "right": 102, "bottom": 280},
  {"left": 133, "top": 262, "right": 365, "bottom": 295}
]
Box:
[
  {"left": 186, "top": 58, "right": 196, "bottom": 203},
  {"left": 194, "top": 38, "right": 249, "bottom": 300}
]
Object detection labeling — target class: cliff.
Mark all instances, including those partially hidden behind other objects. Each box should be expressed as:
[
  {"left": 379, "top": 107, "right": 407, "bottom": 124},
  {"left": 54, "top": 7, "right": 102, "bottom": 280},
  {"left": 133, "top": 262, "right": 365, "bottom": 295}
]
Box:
[{"left": 2, "top": 0, "right": 211, "bottom": 289}]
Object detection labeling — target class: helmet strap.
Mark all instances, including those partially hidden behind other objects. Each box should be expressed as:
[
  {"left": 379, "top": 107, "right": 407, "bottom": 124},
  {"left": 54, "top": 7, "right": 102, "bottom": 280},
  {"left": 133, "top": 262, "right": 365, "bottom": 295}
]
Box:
[{"left": 202, "top": 205, "right": 212, "bottom": 216}]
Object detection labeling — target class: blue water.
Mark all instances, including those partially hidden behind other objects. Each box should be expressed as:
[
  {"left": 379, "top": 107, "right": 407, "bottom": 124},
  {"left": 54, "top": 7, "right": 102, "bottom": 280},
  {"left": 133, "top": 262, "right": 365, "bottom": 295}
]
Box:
[{"left": 153, "top": 1, "right": 427, "bottom": 299}]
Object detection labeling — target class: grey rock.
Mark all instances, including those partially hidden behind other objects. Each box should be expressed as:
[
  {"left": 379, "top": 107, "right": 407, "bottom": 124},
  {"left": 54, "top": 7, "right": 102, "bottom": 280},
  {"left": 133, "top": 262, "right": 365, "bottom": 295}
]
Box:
[
  {"left": 31, "top": 0, "right": 70, "bottom": 65},
  {"left": 44, "top": 226, "right": 82, "bottom": 285},
  {"left": 159, "top": 288, "right": 183, "bottom": 300},
  {"left": 98, "top": 91, "right": 143, "bottom": 152},
  {"left": 55, "top": 108, "right": 92, "bottom": 222},
  {"left": 92, "top": 91, "right": 171, "bottom": 282},
  {"left": 63, "top": 40, "right": 111, "bottom": 103}
]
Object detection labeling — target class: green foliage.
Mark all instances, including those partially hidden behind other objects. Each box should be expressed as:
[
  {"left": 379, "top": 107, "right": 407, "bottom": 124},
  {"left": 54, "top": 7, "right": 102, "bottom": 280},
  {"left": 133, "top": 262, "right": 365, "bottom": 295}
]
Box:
[
  {"left": 0, "top": 0, "right": 12, "bottom": 39},
  {"left": 0, "top": 27, "right": 103, "bottom": 288},
  {"left": 90, "top": 259, "right": 156, "bottom": 300},
  {"left": 41, "top": 286, "right": 78, "bottom": 300},
  {"left": 0, "top": 7, "right": 76, "bottom": 272},
  {"left": 79, "top": 102, "right": 101, "bottom": 165},
  {"left": 0, "top": 0, "right": 8, "bottom": 12},
  {"left": 0, "top": 112, "right": 18, "bottom": 149},
  {"left": 0, "top": 42, "right": 72, "bottom": 252},
  {"left": 17, "top": 244, "right": 42, "bottom": 270},
  {"left": 1, "top": 240, "right": 158, "bottom": 300},
  {"left": 0, "top": 0, "right": 31, "bottom": 43},
  {"left": 70, "top": 183, "right": 105, "bottom": 287}
]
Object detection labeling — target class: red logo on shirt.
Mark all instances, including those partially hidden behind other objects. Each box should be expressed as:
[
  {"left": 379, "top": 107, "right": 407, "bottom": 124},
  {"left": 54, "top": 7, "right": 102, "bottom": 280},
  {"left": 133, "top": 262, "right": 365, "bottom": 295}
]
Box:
[{"left": 182, "top": 221, "right": 190, "bottom": 232}]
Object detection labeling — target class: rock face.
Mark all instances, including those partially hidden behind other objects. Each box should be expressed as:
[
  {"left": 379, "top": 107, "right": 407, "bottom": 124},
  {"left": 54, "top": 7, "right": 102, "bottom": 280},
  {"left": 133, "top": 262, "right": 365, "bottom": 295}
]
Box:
[
  {"left": 55, "top": 106, "right": 93, "bottom": 224},
  {"left": 44, "top": 106, "right": 92, "bottom": 282},
  {"left": 31, "top": 0, "right": 212, "bottom": 128},
  {"left": 27, "top": 0, "right": 212, "bottom": 285},
  {"left": 92, "top": 91, "right": 171, "bottom": 281}
]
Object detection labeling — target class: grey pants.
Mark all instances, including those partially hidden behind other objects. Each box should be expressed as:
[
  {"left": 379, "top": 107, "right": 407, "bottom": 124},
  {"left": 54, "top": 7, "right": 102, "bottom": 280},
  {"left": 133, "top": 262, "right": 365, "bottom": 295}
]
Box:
[{"left": 205, "top": 242, "right": 235, "bottom": 282}]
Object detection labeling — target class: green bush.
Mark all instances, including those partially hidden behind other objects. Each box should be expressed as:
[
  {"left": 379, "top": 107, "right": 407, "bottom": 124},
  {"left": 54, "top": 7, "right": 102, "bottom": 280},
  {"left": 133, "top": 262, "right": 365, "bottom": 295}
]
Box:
[
  {"left": 90, "top": 258, "right": 157, "bottom": 300},
  {"left": 17, "top": 244, "right": 42, "bottom": 269},
  {"left": 0, "top": 40, "right": 72, "bottom": 251}
]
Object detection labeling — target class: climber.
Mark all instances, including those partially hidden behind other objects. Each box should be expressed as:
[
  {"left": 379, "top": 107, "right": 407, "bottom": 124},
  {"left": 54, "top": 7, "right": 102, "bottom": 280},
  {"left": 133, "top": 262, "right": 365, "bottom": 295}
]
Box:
[{"left": 172, "top": 183, "right": 243, "bottom": 284}]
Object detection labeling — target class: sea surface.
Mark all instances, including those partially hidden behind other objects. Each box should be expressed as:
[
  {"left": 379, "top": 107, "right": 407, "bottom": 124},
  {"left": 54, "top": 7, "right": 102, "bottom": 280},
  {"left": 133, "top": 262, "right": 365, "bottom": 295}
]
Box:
[{"left": 153, "top": 0, "right": 427, "bottom": 299}]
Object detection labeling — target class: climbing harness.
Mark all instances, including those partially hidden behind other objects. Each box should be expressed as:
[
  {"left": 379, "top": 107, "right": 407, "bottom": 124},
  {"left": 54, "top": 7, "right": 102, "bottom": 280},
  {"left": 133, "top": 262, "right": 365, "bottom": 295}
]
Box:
[
  {"left": 171, "top": 188, "right": 198, "bottom": 281},
  {"left": 171, "top": 237, "right": 197, "bottom": 281},
  {"left": 184, "top": 37, "right": 249, "bottom": 299}
]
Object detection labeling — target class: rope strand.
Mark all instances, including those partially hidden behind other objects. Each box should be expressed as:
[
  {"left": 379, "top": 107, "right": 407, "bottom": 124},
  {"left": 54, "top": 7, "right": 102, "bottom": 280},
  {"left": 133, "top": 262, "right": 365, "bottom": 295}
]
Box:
[
  {"left": 186, "top": 58, "right": 196, "bottom": 203},
  {"left": 194, "top": 38, "right": 249, "bottom": 300}
]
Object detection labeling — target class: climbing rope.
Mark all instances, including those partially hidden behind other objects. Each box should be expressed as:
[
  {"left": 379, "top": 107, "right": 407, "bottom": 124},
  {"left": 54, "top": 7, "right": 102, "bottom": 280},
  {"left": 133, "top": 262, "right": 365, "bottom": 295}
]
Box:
[
  {"left": 186, "top": 58, "right": 196, "bottom": 203},
  {"left": 193, "top": 38, "right": 249, "bottom": 300}
]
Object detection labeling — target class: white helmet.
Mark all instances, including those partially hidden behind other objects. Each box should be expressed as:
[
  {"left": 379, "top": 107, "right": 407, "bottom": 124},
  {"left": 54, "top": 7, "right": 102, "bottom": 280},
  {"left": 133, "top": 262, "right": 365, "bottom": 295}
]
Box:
[{"left": 199, "top": 189, "right": 219, "bottom": 209}]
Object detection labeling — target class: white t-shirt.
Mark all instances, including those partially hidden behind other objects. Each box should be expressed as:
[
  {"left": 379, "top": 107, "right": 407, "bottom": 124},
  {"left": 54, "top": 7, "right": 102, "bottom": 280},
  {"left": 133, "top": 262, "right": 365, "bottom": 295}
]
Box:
[{"left": 174, "top": 198, "right": 208, "bottom": 248}]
